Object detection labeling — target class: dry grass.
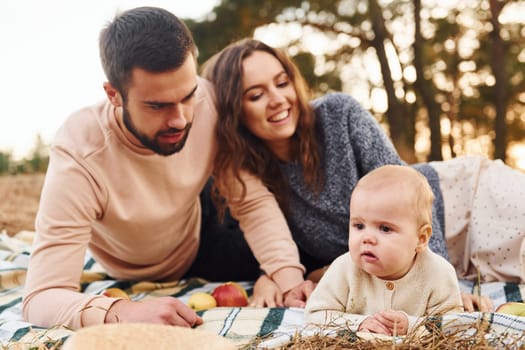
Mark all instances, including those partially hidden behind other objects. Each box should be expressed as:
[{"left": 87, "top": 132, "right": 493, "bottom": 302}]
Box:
[
  {"left": 0, "top": 173, "right": 44, "bottom": 235},
  {"left": 250, "top": 317, "right": 525, "bottom": 350},
  {"left": 3, "top": 316, "right": 524, "bottom": 350}
]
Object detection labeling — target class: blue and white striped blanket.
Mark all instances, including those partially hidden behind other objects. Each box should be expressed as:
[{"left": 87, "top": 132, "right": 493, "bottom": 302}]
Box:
[{"left": 0, "top": 231, "right": 523, "bottom": 349}]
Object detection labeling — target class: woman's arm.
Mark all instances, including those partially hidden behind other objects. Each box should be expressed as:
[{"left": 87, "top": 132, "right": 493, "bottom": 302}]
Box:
[{"left": 226, "top": 171, "right": 306, "bottom": 293}]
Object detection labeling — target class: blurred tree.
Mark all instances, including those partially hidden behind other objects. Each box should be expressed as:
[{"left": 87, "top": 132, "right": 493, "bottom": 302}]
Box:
[
  {"left": 428, "top": 10, "right": 462, "bottom": 159},
  {"left": 188, "top": 0, "right": 525, "bottom": 163},
  {"left": 187, "top": 0, "right": 341, "bottom": 93},
  {"left": 452, "top": 0, "right": 525, "bottom": 159},
  {"left": 28, "top": 134, "right": 49, "bottom": 173},
  {"left": 0, "top": 151, "right": 11, "bottom": 174},
  {"left": 369, "top": 0, "right": 415, "bottom": 161},
  {"left": 186, "top": 0, "right": 303, "bottom": 64},
  {"left": 488, "top": 0, "right": 508, "bottom": 161},
  {"left": 413, "top": 0, "right": 442, "bottom": 161},
  {"left": 13, "top": 162, "right": 27, "bottom": 175}
]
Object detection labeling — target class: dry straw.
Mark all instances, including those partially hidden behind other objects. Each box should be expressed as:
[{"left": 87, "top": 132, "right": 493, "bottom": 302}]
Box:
[
  {"left": 246, "top": 312, "right": 525, "bottom": 350},
  {"left": 3, "top": 312, "right": 524, "bottom": 349}
]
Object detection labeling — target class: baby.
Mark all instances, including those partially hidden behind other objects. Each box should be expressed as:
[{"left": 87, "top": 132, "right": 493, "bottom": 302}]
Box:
[{"left": 305, "top": 165, "right": 463, "bottom": 335}]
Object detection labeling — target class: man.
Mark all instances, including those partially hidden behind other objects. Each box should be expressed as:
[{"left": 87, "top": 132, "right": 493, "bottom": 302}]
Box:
[{"left": 22, "top": 6, "right": 311, "bottom": 329}]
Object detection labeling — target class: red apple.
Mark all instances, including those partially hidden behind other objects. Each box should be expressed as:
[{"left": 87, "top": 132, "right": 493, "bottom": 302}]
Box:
[
  {"left": 101, "top": 287, "right": 130, "bottom": 300},
  {"left": 211, "top": 282, "right": 248, "bottom": 307}
]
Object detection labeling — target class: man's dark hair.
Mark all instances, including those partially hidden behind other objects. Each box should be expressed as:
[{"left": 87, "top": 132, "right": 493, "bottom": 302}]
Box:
[{"left": 99, "top": 6, "right": 196, "bottom": 96}]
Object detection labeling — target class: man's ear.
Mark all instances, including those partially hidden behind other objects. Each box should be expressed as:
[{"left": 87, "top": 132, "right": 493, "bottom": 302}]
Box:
[
  {"left": 415, "top": 224, "right": 432, "bottom": 253},
  {"left": 103, "top": 82, "right": 123, "bottom": 107}
]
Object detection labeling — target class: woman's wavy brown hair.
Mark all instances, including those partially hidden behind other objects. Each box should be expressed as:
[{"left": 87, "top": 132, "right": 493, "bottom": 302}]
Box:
[{"left": 202, "top": 38, "right": 323, "bottom": 217}]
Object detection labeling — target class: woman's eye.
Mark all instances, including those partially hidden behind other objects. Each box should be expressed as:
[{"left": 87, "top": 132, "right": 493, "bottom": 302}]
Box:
[
  {"left": 248, "top": 93, "right": 262, "bottom": 102},
  {"left": 276, "top": 80, "right": 289, "bottom": 88},
  {"left": 379, "top": 224, "right": 391, "bottom": 233}
]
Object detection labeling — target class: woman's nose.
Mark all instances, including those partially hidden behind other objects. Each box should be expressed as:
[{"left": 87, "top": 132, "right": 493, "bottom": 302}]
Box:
[{"left": 268, "top": 88, "right": 286, "bottom": 107}]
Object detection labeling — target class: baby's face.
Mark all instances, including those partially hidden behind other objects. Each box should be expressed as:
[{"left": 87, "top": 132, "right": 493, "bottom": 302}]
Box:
[{"left": 348, "top": 186, "right": 421, "bottom": 280}]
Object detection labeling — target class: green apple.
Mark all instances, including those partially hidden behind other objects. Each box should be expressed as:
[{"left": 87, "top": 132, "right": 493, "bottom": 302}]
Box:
[
  {"left": 188, "top": 292, "right": 217, "bottom": 311},
  {"left": 495, "top": 302, "right": 525, "bottom": 316}
]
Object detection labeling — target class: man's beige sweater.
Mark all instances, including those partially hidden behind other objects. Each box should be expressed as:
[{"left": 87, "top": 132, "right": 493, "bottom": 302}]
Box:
[{"left": 23, "top": 78, "right": 304, "bottom": 329}]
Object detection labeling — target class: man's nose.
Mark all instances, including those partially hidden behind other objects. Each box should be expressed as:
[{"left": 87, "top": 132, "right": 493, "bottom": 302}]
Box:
[{"left": 167, "top": 104, "right": 187, "bottom": 130}]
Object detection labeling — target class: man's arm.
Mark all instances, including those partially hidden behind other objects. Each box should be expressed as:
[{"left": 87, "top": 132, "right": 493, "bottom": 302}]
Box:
[
  {"left": 23, "top": 146, "right": 114, "bottom": 328},
  {"left": 23, "top": 147, "right": 203, "bottom": 329}
]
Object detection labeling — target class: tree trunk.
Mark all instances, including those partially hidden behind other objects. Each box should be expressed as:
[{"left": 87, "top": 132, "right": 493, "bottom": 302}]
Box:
[
  {"left": 368, "top": 0, "right": 416, "bottom": 162},
  {"left": 489, "top": 0, "right": 507, "bottom": 161},
  {"left": 412, "top": 0, "right": 443, "bottom": 161}
]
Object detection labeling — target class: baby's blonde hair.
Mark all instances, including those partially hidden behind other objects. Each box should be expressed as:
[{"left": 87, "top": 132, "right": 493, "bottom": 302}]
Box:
[{"left": 354, "top": 165, "right": 434, "bottom": 228}]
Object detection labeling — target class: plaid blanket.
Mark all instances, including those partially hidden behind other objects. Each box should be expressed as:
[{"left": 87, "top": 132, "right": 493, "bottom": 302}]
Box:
[{"left": 0, "top": 231, "right": 524, "bottom": 349}]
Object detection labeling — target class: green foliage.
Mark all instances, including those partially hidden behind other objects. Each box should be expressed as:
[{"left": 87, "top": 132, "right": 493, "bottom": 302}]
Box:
[
  {"left": 0, "top": 151, "right": 10, "bottom": 174},
  {"left": 292, "top": 52, "right": 342, "bottom": 95},
  {"left": 187, "top": 0, "right": 304, "bottom": 64},
  {"left": 0, "top": 134, "right": 49, "bottom": 175},
  {"left": 28, "top": 134, "right": 49, "bottom": 173}
]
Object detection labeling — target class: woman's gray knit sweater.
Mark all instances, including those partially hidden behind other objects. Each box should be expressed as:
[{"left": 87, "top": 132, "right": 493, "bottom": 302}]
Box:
[{"left": 279, "top": 93, "right": 447, "bottom": 267}]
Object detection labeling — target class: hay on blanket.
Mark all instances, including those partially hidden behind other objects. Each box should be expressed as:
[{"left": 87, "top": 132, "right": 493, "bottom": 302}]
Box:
[{"left": 250, "top": 314, "right": 525, "bottom": 350}]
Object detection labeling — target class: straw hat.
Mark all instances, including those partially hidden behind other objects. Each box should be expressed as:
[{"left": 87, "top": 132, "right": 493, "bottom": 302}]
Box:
[{"left": 61, "top": 323, "right": 235, "bottom": 350}]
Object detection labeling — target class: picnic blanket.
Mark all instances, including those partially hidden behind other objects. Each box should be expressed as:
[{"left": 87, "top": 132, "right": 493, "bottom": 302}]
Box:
[{"left": 0, "top": 231, "right": 524, "bottom": 349}]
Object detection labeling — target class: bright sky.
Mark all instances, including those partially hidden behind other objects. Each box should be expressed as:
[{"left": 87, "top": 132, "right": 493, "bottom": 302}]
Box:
[{"left": 0, "top": 0, "right": 219, "bottom": 160}]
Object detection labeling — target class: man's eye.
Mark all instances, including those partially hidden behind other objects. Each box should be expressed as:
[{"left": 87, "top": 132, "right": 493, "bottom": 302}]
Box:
[
  {"left": 182, "top": 93, "right": 196, "bottom": 104},
  {"left": 149, "top": 104, "right": 164, "bottom": 111},
  {"left": 379, "top": 224, "right": 391, "bottom": 233}
]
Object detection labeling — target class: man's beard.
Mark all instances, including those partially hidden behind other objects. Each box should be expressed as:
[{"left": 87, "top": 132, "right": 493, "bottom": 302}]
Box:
[{"left": 122, "top": 106, "right": 192, "bottom": 156}]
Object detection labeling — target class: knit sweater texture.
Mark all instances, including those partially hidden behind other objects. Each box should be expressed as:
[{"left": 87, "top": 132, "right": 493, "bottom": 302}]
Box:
[
  {"left": 280, "top": 93, "right": 448, "bottom": 265},
  {"left": 305, "top": 249, "right": 462, "bottom": 330}
]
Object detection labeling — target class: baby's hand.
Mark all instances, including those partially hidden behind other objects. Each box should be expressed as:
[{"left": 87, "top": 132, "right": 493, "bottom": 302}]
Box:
[
  {"left": 358, "top": 315, "right": 391, "bottom": 335},
  {"left": 283, "top": 280, "right": 315, "bottom": 308},
  {"left": 249, "top": 274, "right": 283, "bottom": 307},
  {"left": 373, "top": 309, "right": 409, "bottom": 335}
]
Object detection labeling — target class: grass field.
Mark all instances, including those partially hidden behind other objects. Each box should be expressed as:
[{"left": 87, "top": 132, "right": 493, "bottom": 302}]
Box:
[{"left": 0, "top": 173, "right": 45, "bottom": 235}]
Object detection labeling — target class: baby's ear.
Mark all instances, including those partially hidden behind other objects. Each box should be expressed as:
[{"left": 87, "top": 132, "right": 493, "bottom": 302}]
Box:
[{"left": 415, "top": 224, "right": 432, "bottom": 253}]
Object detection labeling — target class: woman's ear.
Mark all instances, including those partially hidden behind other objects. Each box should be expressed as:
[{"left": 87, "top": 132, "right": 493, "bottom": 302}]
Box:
[
  {"left": 415, "top": 224, "right": 432, "bottom": 253},
  {"left": 103, "top": 82, "right": 123, "bottom": 107}
]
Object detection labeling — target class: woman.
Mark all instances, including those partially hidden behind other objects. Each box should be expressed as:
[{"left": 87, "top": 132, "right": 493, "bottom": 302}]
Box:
[{"left": 203, "top": 38, "right": 524, "bottom": 311}]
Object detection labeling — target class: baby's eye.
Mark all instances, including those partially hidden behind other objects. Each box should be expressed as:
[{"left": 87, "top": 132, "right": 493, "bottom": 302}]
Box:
[
  {"left": 353, "top": 223, "right": 365, "bottom": 230},
  {"left": 379, "top": 224, "right": 391, "bottom": 233}
]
